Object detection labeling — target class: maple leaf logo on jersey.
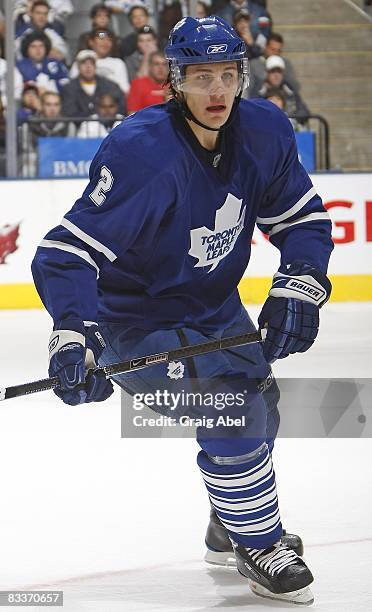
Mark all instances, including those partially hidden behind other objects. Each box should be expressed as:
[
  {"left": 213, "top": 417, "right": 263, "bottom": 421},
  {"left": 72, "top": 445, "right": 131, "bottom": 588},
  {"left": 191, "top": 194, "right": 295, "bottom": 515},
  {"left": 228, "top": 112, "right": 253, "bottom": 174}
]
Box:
[
  {"left": 167, "top": 361, "right": 185, "bottom": 380},
  {"left": 189, "top": 193, "right": 246, "bottom": 272},
  {"left": 0, "top": 223, "right": 20, "bottom": 264}
]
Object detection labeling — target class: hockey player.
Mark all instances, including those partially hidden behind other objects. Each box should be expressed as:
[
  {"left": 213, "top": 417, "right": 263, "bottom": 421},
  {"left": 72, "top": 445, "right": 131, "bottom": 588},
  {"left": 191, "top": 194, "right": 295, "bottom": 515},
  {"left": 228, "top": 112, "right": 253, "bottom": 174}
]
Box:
[{"left": 32, "top": 16, "right": 333, "bottom": 605}]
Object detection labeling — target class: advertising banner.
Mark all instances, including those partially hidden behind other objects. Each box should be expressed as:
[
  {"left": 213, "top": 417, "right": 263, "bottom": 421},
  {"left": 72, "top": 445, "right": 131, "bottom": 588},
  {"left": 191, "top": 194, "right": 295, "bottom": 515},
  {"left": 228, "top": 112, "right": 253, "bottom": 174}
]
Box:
[
  {"left": 38, "top": 137, "right": 103, "bottom": 178},
  {"left": 295, "top": 132, "right": 315, "bottom": 173},
  {"left": 0, "top": 174, "right": 371, "bottom": 307}
]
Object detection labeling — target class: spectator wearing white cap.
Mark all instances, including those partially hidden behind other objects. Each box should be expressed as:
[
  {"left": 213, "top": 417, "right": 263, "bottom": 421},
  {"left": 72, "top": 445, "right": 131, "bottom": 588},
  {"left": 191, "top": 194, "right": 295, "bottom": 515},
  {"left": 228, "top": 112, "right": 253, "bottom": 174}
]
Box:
[
  {"left": 61, "top": 49, "right": 125, "bottom": 119},
  {"left": 249, "top": 31, "right": 300, "bottom": 98},
  {"left": 258, "top": 55, "right": 310, "bottom": 125}
]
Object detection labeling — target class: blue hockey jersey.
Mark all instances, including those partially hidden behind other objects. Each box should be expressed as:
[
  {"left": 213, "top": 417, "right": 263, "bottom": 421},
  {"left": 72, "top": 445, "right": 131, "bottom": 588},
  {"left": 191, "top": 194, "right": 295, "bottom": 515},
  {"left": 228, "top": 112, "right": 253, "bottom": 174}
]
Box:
[
  {"left": 32, "top": 99, "right": 333, "bottom": 332},
  {"left": 17, "top": 58, "right": 69, "bottom": 93}
]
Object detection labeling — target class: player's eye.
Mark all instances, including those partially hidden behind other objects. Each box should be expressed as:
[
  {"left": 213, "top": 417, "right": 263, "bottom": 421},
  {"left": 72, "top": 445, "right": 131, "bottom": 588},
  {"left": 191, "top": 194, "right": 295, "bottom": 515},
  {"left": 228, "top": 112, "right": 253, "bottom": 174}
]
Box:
[
  {"left": 222, "top": 72, "right": 234, "bottom": 82},
  {"left": 196, "top": 74, "right": 212, "bottom": 81}
]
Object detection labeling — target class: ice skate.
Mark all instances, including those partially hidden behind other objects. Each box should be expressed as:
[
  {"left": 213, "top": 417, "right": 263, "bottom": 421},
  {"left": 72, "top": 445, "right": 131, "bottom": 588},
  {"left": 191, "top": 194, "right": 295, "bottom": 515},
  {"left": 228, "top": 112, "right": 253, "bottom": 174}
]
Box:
[
  {"left": 234, "top": 539, "right": 314, "bottom": 605},
  {"left": 205, "top": 507, "right": 304, "bottom": 567}
]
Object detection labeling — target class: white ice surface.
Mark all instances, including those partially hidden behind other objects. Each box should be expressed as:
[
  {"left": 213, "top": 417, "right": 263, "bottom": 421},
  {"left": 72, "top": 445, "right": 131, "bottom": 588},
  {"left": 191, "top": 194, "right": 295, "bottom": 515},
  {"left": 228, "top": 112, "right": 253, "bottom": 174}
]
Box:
[{"left": 0, "top": 303, "right": 371, "bottom": 611}]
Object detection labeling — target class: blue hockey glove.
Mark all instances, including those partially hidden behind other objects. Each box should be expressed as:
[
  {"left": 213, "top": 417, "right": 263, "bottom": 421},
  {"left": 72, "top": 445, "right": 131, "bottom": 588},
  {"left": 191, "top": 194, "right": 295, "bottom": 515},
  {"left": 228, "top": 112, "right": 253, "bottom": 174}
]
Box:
[
  {"left": 258, "top": 262, "right": 332, "bottom": 363},
  {"left": 48, "top": 321, "right": 114, "bottom": 405}
]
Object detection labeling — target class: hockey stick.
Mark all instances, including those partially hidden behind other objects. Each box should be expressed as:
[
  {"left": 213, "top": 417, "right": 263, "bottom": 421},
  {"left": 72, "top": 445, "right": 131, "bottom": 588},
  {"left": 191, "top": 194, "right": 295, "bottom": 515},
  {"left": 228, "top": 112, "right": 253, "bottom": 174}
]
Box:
[{"left": 0, "top": 329, "right": 265, "bottom": 401}]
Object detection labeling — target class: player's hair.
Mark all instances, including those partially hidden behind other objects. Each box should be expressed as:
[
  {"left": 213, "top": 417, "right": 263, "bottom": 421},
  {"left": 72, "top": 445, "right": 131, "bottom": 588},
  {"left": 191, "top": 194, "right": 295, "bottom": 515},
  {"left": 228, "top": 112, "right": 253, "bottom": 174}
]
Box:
[
  {"left": 90, "top": 4, "right": 111, "bottom": 19},
  {"left": 267, "top": 32, "right": 284, "bottom": 45}
]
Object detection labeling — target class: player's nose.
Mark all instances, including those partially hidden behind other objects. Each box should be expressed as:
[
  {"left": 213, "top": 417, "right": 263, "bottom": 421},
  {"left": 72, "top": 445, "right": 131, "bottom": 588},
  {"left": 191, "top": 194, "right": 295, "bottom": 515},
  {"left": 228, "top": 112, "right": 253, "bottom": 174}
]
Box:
[{"left": 208, "top": 77, "right": 227, "bottom": 96}]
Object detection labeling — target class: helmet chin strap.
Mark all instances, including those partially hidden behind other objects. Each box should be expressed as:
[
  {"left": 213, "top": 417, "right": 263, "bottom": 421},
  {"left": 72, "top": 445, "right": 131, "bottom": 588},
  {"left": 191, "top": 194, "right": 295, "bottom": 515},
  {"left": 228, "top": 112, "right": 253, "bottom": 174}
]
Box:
[{"left": 175, "top": 91, "right": 242, "bottom": 133}]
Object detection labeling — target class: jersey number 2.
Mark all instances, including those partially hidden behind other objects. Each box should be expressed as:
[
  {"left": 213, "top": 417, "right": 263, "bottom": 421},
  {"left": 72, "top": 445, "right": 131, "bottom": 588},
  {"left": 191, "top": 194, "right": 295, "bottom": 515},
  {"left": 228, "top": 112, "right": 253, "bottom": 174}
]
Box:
[{"left": 89, "top": 165, "right": 114, "bottom": 206}]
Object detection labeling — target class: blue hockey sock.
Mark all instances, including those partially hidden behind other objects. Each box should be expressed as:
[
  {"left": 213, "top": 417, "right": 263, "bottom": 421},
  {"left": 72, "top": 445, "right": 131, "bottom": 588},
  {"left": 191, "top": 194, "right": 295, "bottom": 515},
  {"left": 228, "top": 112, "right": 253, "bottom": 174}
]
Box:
[{"left": 197, "top": 443, "right": 282, "bottom": 549}]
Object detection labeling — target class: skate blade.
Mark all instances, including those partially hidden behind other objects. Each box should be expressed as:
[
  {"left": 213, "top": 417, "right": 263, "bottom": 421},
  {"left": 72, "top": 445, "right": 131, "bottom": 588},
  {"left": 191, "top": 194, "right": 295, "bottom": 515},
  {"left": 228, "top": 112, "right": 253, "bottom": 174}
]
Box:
[
  {"left": 248, "top": 580, "right": 314, "bottom": 606},
  {"left": 204, "top": 549, "right": 236, "bottom": 568}
]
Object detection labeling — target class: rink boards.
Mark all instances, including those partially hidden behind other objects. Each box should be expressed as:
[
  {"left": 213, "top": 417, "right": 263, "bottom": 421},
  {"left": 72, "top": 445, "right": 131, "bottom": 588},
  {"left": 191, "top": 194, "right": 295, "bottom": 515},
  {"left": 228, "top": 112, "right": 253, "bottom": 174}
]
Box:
[{"left": 0, "top": 173, "right": 371, "bottom": 308}]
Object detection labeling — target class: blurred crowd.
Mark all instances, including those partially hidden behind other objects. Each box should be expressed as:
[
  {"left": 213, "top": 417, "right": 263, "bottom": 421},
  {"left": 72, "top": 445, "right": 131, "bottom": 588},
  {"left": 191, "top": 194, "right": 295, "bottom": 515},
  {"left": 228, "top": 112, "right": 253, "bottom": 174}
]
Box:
[{"left": 0, "top": 0, "right": 311, "bottom": 175}]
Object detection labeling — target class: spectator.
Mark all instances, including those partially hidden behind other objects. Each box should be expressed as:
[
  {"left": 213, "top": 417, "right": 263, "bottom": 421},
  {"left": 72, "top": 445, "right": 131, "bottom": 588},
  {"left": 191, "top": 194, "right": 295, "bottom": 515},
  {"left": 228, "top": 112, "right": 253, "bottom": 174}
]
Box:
[
  {"left": 196, "top": 2, "right": 210, "bottom": 17},
  {"left": 158, "top": 1, "right": 182, "bottom": 48},
  {"left": 21, "top": 90, "right": 68, "bottom": 177},
  {"left": 120, "top": 5, "right": 150, "bottom": 58},
  {"left": 127, "top": 50, "right": 170, "bottom": 113},
  {"left": 104, "top": 1, "right": 151, "bottom": 15},
  {"left": 258, "top": 55, "right": 310, "bottom": 124},
  {"left": 232, "top": 10, "right": 262, "bottom": 60},
  {"left": 263, "top": 86, "right": 286, "bottom": 110},
  {"left": 15, "top": 0, "right": 73, "bottom": 36},
  {"left": 77, "top": 93, "right": 124, "bottom": 137},
  {"left": 125, "top": 25, "right": 158, "bottom": 82},
  {"left": 71, "top": 30, "right": 129, "bottom": 94},
  {"left": 0, "top": 96, "right": 6, "bottom": 176},
  {"left": 61, "top": 49, "right": 125, "bottom": 119},
  {"left": 0, "top": 9, "right": 4, "bottom": 46},
  {"left": 0, "top": 45, "right": 24, "bottom": 108},
  {"left": 28, "top": 91, "right": 69, "bottom": 143},
  {"left": 249, "top": 32, "right": 300, "bottom": 97},
  {"left": 47, "top": 0, "right": 74, "bottom": 32},
  {"left": 77, "top": 4, "right": 113, "bottom": 52},
  {"left": 17, "top": 32, "right": 69, "bottom": 94},
  {"left": 216, "top": 0, "right": 270, "bottom": 38},
  {"left": 17, "top": 82, "right": 42, "bottom": 124},
  {"left": 15, "top": 0, "right": 69, "bottom": 62}
]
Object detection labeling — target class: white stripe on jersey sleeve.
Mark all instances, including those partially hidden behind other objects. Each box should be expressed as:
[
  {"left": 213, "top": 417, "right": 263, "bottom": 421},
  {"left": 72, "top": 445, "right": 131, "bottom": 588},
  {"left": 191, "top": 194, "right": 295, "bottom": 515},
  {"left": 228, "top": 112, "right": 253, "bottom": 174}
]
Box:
[
  {"left": 256, "top": 186, "right": 317, "bottom": 225},
  {"left": 269, "top": 211, "right": 331, "bottom": 237},
  {"left": 60, "top": 218, "right": 117, "bottom": 262},
  {"left": 39, "top": 239, "right": 100, "bottom": 277}
]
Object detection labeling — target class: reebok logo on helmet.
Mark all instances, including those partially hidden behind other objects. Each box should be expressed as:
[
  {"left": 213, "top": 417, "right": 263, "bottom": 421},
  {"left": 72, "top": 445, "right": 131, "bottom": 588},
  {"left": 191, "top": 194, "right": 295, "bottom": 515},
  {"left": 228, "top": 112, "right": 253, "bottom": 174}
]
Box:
[{"left": 207, "top": 44, "right": 228, "bottom": 54}]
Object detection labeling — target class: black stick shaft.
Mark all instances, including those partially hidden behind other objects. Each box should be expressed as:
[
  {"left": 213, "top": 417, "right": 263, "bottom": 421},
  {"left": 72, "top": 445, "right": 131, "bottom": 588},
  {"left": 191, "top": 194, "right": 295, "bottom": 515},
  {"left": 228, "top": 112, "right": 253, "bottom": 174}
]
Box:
[{"left": 0, "top": 330, "right": 263, "bottom": 401}]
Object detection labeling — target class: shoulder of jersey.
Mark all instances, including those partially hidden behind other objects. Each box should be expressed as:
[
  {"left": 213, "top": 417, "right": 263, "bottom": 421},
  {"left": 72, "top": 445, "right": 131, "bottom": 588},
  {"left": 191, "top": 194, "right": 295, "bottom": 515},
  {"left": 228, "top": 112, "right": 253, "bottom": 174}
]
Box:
[
  {"left": 107, "top": 104, "right": 181, "bottom": 169},
  {"left": 239, "top": 98, "right": 293, "bottom": 139}
]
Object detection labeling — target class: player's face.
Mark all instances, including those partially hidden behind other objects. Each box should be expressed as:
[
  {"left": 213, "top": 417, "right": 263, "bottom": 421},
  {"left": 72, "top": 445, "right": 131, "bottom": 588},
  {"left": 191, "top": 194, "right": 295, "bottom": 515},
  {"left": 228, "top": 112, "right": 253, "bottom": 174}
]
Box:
[{"left": 182, "top": 62, "right": 239, "bottom": 130}]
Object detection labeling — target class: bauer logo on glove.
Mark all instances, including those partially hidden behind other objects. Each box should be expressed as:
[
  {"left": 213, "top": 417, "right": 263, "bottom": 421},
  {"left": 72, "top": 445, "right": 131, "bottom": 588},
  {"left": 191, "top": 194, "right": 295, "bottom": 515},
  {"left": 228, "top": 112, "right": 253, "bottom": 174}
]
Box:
[{"left": 258, "top": 261, "right": 332, "bottom": 363}]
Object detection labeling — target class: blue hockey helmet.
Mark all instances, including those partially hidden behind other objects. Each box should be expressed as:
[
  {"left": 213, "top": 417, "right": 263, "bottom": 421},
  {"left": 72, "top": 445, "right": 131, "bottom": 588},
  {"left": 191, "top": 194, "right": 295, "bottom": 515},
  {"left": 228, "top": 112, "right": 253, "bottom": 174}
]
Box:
[{"left": 165, "top": 16, "right": 249, "bottom": 95}]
